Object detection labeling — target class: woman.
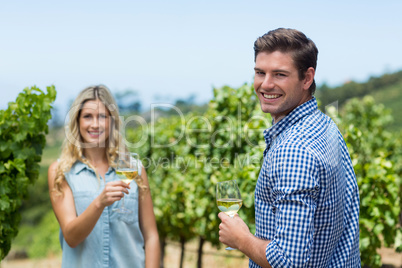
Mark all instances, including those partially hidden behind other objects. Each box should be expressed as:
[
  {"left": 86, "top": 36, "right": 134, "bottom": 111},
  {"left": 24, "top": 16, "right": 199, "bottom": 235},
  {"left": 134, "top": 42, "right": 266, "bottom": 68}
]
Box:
[{"left": 48, "top": 85, "right": 160, "bottom": 268}]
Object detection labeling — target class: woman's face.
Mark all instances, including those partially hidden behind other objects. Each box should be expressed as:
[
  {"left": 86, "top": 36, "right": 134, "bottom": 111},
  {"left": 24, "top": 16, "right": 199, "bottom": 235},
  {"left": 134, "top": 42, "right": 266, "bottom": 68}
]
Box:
[{"left": 79, "top": 99, "right": 111, "bottom": 146}]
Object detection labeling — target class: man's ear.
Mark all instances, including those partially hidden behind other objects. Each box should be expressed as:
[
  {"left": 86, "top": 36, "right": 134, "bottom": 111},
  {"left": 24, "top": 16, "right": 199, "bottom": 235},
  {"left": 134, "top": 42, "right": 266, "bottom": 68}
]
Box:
[{"left": 303, "top": 67, "right": 315, "bottom": 90}]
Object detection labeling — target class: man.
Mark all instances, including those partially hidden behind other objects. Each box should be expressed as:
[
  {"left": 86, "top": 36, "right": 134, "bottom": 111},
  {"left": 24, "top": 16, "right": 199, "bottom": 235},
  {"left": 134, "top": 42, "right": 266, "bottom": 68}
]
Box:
[{"left": 218, "top": 28, "right": 360, "bottom": 267}]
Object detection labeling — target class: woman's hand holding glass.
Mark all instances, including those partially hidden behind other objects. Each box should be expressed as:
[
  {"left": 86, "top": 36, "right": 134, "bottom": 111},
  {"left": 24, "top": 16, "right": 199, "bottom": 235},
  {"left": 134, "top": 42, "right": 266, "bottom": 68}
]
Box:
[{"left": 97, "top": 180, "right": 130, "bottom": 208}]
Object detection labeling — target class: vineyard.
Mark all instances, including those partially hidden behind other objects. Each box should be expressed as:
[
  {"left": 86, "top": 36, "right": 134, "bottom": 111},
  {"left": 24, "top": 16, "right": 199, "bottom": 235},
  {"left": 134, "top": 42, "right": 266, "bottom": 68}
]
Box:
[{"left": 1, "top": 82, "right": 402, "bottom": 267}]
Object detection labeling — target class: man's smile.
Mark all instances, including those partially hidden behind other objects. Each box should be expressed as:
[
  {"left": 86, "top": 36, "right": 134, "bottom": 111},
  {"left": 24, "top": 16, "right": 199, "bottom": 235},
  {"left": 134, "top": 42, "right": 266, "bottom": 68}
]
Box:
[{"left": 262, "top": 93, "right": 281, "bottom": 99}]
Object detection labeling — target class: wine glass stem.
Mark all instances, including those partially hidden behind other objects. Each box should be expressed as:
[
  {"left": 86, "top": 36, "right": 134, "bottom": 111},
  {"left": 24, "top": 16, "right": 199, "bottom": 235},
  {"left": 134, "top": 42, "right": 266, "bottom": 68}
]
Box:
[{"left": 121, "top": 196, "right": 125, "bottom": 208}]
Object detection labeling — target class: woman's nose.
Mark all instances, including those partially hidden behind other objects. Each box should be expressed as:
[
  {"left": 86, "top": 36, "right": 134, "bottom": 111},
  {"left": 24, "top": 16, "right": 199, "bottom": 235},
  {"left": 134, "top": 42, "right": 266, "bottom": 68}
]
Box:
[{"left": 91, "top": 117, "right": 99, "bottom": 127}]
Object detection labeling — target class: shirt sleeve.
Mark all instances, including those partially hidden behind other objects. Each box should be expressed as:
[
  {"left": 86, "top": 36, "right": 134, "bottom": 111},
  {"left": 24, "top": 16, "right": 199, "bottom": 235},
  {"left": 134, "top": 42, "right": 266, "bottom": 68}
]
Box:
[{"left": 265, "top": 143, "right": 319, "bottom": 267}]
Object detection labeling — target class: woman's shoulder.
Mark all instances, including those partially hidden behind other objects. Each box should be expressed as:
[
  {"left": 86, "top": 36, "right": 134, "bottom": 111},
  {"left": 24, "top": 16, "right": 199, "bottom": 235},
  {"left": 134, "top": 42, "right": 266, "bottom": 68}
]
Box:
[
  {"left": 48, "top": 161, "right": 59, "bottom": 174},
  {"left": 48, "top": 159, "right": 82, "bottom": 176},
  {"left": 48, "top": 161, "right": 60, "bottom": 187}
]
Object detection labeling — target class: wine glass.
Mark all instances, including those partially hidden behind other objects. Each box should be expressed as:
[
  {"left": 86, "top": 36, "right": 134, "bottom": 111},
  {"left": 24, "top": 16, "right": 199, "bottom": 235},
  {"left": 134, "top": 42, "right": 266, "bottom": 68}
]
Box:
[
  {"left": 113, "top": 152, "right": 140, "bottom": 214},
  {"left": 216, "top": 179, "right": 243, "bottom": 250}
]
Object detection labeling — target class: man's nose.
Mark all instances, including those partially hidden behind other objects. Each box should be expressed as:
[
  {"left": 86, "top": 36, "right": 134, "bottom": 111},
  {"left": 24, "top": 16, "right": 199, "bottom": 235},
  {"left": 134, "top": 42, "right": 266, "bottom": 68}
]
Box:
[{"left": 261, "top": 75, "right": 275, "bottom": 89}]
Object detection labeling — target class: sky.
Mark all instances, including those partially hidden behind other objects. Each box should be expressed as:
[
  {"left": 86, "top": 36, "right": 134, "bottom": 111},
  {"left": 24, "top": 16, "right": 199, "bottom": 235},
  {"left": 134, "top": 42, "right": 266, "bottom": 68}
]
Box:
[{"left": 1, "top": 0, "right": 402, "bottom": 117}]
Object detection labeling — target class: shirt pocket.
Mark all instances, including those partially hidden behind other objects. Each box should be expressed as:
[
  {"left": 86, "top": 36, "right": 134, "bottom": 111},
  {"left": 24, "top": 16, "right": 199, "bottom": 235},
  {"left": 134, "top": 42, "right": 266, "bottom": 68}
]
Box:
[
  {"left": 73, "top": 191, "right": 96, "bottom": 216},
  {"left": 117, "top": 189, "right": 140, "bottom": 224}
]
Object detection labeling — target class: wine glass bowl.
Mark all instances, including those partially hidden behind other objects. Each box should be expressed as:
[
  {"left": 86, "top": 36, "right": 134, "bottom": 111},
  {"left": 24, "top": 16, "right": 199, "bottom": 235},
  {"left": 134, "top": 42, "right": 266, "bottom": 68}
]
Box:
[
  {"left": 113, "top": 152, "right": 140, "bottom": 214},
  {"left": 216, "top": 179, "right": 243, "bottom": 250}
]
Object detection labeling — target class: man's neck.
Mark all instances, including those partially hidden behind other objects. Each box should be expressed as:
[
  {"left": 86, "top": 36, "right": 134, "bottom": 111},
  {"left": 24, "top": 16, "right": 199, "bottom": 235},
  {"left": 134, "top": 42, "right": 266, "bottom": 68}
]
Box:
[{"left": 271, "top": 95, "right": 313, "bottom": 125}]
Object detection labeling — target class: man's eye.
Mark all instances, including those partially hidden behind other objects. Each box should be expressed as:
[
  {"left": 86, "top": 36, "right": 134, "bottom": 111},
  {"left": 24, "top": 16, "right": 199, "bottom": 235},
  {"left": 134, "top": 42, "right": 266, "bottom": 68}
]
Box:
[{"left": 256, "top": 71, "right": 265, "bottom": 75}]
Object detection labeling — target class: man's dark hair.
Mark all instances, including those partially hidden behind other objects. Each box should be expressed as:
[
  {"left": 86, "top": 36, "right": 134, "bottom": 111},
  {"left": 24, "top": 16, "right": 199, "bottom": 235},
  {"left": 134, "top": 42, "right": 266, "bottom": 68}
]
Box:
[{"left": 254, "top": 28, "right": 319, "bottom": 95}]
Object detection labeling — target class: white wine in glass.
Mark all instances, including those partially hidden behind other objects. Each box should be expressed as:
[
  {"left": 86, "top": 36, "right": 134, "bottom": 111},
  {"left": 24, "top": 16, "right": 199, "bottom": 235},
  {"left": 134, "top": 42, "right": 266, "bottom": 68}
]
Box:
[
  {"left": 216, "top": 179, "right": 242, "bottom": 250},
  {"left": 113, "top": 152, "right": 140, "bottom": 214},
  {"left": 216, "top": 198, "right": 243, "bottom": 217},
  {"left": 115, "top": 169, "right": 138, "bottom": 185}
]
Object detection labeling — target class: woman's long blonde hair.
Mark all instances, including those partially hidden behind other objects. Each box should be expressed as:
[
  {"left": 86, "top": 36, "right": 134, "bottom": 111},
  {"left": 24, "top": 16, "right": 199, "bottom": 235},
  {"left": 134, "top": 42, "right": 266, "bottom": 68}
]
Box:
[{"left": 53, "top": 85, "right": 126, "bottom": 194}]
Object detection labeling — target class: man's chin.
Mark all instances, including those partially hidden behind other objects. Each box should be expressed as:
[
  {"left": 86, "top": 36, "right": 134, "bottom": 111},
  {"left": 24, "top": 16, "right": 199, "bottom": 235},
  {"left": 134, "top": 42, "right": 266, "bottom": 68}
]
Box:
[{"left": 259, "top": 104, "right": 274, "bottom": 114}]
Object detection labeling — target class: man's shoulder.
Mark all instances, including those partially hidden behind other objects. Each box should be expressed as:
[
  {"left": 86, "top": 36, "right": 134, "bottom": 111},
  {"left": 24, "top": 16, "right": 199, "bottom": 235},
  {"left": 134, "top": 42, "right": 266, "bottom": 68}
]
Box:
[
  {"left": 273, "top": 112, "right": 341, "bottom": 158},
  {"left": 270, "top": 135, "right": 317, "bottom": 162},
  {"left": 289, "top": 109, "right": 340, "bottom": 141}
]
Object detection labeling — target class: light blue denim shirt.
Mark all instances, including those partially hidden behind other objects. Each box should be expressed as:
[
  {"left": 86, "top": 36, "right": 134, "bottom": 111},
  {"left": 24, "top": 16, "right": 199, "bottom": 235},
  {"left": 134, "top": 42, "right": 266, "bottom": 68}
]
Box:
[{"left": 60, "top": 161, "right": 145, "bottom": 268}]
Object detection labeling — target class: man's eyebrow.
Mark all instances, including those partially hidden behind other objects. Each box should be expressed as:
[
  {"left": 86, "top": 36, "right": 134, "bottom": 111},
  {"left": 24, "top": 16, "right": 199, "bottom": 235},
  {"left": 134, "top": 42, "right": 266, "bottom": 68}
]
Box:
[
  {"left": 253, "top": 67, "right": 291, "bottom": 73},
  {"left": 272, "top": 69, "right": 290, "bottom": 73}
]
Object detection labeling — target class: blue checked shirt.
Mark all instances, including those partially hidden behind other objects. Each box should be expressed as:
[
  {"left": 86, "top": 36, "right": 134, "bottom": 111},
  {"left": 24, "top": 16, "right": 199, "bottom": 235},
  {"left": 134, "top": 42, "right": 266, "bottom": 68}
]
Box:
[{"left": 250, "top": 97, "right": 360, "bottom": 267}]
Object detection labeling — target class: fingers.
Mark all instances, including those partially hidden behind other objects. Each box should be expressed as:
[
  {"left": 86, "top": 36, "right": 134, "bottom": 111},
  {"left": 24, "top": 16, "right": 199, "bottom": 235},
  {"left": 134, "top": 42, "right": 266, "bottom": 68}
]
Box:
[
  {"left": 105, "top": 183, "right": 130, "bottom": 195},
  {"left": 98, "top": 181, "right": 134, "bottom": 207},
  {"left": 107, "top": 180, "right": 131, "bottom": 189},
  {"left": 106, "top": 186, "right": 129, "bottom": 196},
  {"left": 105, "top": 189, "right": 126, "bottom": 198},
  {"left": 100, "top": 187, "right": 127, "bottom": 207},
  {"left": 218, "top": 216, "right": 232, "bottom": 245},
  {"left": 218, "top": 212, "right": 229, "bottom": 220}
]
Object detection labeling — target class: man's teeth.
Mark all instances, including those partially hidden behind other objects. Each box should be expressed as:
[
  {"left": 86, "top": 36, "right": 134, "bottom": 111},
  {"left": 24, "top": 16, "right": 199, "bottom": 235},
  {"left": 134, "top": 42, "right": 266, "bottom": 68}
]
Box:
[{"left": 263, "top": 94, "right": 280, "bottom": 99}]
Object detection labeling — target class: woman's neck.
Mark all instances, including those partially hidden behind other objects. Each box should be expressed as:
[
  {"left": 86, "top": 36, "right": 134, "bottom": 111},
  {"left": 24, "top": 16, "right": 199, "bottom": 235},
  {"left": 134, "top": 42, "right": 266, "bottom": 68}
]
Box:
[{"left": 83, "top": 147, "right": 108, "bottom": 167}]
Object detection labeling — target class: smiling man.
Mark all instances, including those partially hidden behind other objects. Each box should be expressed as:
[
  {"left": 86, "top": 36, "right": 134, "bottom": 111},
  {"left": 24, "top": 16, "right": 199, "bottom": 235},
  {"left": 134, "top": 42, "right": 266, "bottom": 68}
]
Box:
[{"left": 218, "top": 28, "right": 361, "bottom": 267}]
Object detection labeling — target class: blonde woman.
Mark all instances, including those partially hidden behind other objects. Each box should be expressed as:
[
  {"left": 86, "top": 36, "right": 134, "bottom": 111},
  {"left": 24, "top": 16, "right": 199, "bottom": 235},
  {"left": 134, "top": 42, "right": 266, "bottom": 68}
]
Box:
[{"left": 48, "top": 85, "right": 160, "bottom": 268}]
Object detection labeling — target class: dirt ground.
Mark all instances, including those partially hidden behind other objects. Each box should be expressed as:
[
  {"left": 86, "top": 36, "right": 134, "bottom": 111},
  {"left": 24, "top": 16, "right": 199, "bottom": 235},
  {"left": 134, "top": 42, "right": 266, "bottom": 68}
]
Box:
[
  {"left": 1, "top": 243, "right": 401, "bottom": 268},
  {"left": 1, "top": 240, "right": 248, "bottom": 268}
]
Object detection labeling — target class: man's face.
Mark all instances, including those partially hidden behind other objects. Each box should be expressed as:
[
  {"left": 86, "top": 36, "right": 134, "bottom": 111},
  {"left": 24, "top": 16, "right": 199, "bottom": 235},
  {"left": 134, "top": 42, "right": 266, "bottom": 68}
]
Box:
[{"left": 254, "top": 51, "right": 314, "bottom": 123}]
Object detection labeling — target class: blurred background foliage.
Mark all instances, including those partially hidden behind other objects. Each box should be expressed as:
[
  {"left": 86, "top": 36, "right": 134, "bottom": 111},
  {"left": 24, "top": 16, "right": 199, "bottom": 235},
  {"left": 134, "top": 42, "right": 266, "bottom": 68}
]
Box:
[
  {"left": 0, "top": 86, "right": 56, "bottom": 260},
  {"left": 3, "top": 70, "right": 402, "bottom": 267}
]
